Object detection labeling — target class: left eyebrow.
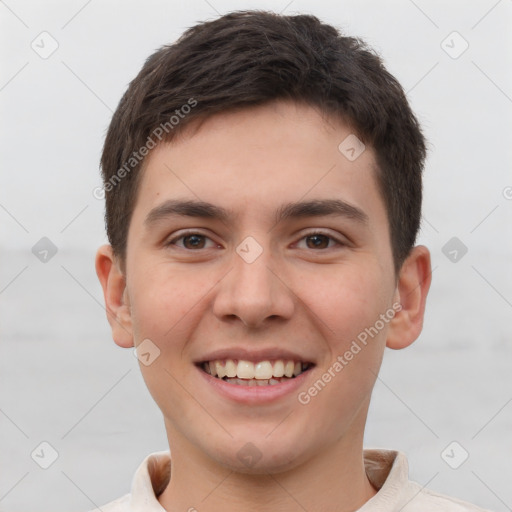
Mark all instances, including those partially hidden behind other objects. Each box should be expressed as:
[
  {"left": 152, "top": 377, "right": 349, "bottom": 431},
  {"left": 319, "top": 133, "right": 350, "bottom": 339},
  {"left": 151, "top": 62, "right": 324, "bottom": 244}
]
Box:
[
  {"left": 275, "top": 198, "right": 369, "bottom": 225},
  {"left": 143, "top": 198, "right": 369, "bottom": 228}
]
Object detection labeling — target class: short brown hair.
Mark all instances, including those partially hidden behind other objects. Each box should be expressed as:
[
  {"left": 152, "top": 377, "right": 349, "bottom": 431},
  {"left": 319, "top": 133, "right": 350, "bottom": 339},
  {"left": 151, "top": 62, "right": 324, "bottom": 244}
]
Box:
[{"left": 100, "top": 10, "right": 426, "bottom": 274}]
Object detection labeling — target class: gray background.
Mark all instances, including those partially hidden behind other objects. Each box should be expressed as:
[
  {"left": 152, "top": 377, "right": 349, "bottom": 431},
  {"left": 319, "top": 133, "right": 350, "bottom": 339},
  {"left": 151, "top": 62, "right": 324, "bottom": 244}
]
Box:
[{"left": 1, "top": 0, "right": 511, "bottom": 510}]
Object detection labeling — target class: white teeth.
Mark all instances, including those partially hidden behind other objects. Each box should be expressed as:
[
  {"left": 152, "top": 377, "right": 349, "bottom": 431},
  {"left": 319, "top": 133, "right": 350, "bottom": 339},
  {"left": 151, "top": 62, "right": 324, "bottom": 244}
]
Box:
[
  {"left": 273, "top": 360, "right": 285, "bottom": 377},
  {"left": 215, "top": 361, "right": 226, "bottom": 379},
  {"left": 224, "top": 377, "right": 273, "bottom": 386},
  {"left": 237, "top": 360, "right": 254, "bottom": 379},
  {"left": 254, "top": 361, "right": 273, "bottom": 380},
  {"left": 225, "top": 360, "right": 237, "bottom": 378},
  {"left": 284, "top": 361, "right": 294, "bottom": 378},
  {"left": 203, "top": 358, "right": 311, "bottom": 381}
]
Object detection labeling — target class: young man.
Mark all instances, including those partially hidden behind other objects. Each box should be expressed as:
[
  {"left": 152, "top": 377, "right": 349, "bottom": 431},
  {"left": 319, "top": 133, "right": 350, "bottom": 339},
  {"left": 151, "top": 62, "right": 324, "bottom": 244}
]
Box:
[{"left": 94, "top": 10, "right": 491, "bottom": 512}]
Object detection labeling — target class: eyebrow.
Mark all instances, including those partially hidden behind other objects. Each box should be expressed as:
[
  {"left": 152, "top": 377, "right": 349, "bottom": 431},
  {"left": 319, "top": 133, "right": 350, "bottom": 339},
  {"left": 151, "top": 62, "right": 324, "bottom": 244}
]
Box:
[{"left": 144, "top": 198, "right": 369, "bottom": 228}]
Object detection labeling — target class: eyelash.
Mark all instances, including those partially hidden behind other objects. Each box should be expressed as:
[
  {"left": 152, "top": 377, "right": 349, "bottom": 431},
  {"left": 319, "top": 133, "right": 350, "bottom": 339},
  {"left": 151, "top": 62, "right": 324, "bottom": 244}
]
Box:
[{"left": 166, "top": 230, "right": 346, "bottom": 251}]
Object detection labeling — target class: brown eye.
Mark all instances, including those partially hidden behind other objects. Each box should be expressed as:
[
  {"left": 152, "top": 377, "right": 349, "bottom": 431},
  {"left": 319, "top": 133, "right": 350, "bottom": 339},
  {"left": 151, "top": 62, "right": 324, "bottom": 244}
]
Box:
[
  {"left": 305, "top": 234, "right": 331, "bottom": 249},
  {"left": 167, "top": 232, "right": 217, "bottom": 250},
  {"left": 182, "top": 234, "right": 206, "bottom": 249},
  {"left": 296, "top": 231, "right": 345, "bottom": 250}
]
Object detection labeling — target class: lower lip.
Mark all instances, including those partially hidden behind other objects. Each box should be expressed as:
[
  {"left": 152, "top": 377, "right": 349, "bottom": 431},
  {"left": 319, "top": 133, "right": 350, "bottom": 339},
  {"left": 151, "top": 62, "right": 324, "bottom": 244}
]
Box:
[{"left": 196, "top": 366, "right": 313, "bottom": 404}]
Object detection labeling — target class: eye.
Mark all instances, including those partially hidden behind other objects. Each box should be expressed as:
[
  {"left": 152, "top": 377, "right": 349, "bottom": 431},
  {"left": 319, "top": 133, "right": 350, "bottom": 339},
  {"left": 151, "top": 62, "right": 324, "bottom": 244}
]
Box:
[
  {"left": 166, "top": 230, "right": 346, "bottom": 251},
  {"left": 296, "top": 231, "right": 346, "bottom": 250},
  {"left": 167, "top": 231, "right": 218, "bottom": 250}
]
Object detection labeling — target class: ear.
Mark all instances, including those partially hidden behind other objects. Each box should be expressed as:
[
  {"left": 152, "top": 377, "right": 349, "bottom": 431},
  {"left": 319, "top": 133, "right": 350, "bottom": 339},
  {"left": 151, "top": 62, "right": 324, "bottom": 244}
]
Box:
[
  {"left": 386, "top": 245, "right": 431, "bottom": 350},
  {"left": 95, "top": 244, "right": 134, "bottom": 348}
]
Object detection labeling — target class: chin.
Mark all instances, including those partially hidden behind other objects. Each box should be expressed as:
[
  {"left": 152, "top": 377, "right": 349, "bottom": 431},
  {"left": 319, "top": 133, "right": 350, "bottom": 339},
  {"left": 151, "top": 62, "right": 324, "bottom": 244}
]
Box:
[{"left": 203, "top": 433, "right": 314, "bottom": 475}]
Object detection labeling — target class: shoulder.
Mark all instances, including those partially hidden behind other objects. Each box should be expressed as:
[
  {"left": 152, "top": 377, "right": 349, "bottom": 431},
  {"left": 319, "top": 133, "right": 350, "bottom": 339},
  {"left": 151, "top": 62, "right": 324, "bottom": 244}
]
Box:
[
  {"left": 83, "top": 450, "right": 171, "bottom": 511},
  {"left": 401, "top": 480, "right": 494, "bottom": 512},
  {"left": 362, "top": 449, "right": 494, "bottom": 512}
]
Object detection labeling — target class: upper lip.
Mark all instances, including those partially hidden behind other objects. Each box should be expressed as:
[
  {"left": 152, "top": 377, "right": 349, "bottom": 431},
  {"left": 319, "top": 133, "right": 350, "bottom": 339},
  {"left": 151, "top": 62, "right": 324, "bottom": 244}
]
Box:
[{"left": 195, "top": 347, "right": 316, "bottom": 365}]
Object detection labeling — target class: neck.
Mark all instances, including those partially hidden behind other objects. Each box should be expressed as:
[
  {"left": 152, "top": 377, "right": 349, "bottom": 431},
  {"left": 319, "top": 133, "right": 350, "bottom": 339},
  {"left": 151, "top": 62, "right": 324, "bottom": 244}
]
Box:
[{"left": 158, "top": 429, "right": 378, "bottom": 512}]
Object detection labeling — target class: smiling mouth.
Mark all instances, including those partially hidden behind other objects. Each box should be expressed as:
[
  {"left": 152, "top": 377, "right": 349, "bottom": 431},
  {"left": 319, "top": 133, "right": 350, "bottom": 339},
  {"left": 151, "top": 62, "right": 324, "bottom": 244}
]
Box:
[{"left": 199, "top": 359, "right": 314, "bottom": 386}]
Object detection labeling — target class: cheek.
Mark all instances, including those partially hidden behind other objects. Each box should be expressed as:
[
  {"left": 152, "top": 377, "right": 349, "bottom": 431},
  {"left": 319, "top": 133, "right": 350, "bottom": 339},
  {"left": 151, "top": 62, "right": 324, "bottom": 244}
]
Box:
[
  {"left": 298, "top": 263, "right": 391, "bottom": 349},
  {"left": 294, "top": 265, "right": 392, "bottom": 418},
  {"left": 129, "top": 265, "right": 204, "bottom": 342},
  {"left": 128, "top": 271, "right": 195, "bottom": 415},
  {"left": 295, "top": 272, "right": 389, "bottom": 435}
]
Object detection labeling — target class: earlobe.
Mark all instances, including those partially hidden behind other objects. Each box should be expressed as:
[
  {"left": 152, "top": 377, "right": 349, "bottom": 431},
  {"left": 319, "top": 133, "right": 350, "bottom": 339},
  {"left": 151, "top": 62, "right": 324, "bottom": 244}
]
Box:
[
  {"left": 386, "top": 245, "right": 432, "bottom": 350},
  {"left": 95, "top": 244, "right": 134, "bottom": 348}
]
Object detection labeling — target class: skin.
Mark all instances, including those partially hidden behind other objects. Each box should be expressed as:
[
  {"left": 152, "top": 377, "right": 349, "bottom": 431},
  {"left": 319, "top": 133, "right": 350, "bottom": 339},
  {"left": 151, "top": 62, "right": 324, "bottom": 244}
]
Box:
[{"left": 96, "top": 99, "right": 431, "bottom": 512}]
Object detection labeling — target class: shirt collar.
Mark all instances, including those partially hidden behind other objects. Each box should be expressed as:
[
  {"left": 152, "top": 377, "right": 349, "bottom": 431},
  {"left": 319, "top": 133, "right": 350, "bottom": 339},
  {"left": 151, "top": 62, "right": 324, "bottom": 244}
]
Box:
[
  {"left": 359, "top": 449, "right": 410, "bottom": 510},
  {"left": 128, "top": 448, "right": 408, "bottom": 510},
  {"left": 129, "top": 450, "right": 170, "bottom": 510}
]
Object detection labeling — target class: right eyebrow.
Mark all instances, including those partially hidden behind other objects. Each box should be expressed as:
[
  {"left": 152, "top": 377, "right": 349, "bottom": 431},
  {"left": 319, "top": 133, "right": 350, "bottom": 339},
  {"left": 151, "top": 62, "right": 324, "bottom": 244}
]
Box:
[{"left": 144, "top": 199, "right": 233, "bottom": 227}]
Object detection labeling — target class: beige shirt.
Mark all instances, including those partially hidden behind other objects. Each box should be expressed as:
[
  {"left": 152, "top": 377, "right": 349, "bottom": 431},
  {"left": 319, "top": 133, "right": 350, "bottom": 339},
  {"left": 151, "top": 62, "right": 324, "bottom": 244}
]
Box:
[{"left": 90, "top": 449, "right": 492, "bottom": 511}]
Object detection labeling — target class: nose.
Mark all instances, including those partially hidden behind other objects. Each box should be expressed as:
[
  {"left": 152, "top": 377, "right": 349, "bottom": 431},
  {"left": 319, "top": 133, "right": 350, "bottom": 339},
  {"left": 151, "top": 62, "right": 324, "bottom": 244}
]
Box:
[{"left": 212, "top": 237, "right": 295, "bottom": 329}]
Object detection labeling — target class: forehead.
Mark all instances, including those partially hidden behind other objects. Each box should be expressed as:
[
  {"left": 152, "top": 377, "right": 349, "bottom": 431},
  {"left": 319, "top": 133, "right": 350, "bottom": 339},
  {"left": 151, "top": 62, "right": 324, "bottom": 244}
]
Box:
[{"left": 132, "top": 100, "right": 386, "bottom": 230}]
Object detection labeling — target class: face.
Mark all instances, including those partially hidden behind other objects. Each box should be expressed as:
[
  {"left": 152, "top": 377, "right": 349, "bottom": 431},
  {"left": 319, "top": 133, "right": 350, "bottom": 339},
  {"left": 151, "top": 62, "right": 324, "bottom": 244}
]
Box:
[{"left": 101, "top": 100, "right": 421, "bottom": 474}]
